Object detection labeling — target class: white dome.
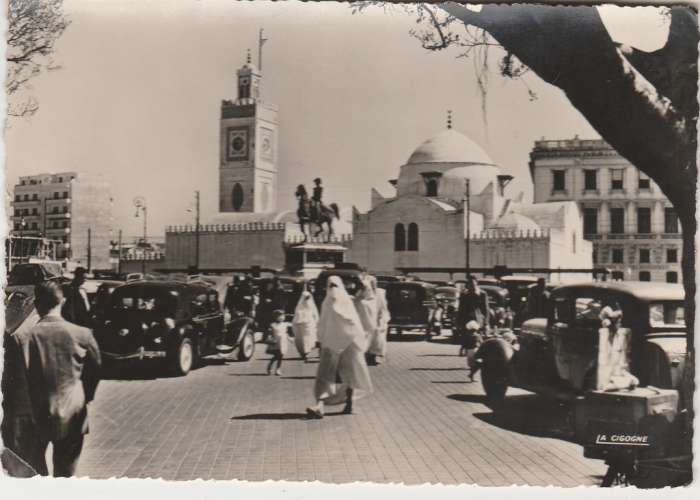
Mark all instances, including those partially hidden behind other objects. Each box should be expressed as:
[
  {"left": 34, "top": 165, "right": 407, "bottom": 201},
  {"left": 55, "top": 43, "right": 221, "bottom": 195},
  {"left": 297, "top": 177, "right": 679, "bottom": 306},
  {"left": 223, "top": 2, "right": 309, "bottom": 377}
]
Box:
[{"left": 407, "top": 129, "right": 495, "bottom": 165}]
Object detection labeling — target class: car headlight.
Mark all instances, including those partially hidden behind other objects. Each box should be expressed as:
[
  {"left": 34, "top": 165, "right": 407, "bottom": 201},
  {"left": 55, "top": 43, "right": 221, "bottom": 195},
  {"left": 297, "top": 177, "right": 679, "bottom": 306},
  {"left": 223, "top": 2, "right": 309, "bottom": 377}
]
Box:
[
  {"left": 153, "top": 337, "right": 162, "bottom": 344},
  {"left": 118, "top": 328, "right": 129, "bottom": 337},
  {"left": 163, "top": 317, "right": 175, "bottom": 330}
]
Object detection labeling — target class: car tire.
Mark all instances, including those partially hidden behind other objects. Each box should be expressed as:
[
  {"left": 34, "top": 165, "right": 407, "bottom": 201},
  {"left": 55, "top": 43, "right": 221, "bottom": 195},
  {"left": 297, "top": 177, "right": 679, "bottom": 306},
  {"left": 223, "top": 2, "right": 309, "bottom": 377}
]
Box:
[
  {"left": 171, "top": 338, "right": 194, "bottom": 376},
  {"left": 237, "top": 329, "right": 255, "bottom": 361},
  {"left": 481, "top": 364, "right": 508, "bottom": 409}
]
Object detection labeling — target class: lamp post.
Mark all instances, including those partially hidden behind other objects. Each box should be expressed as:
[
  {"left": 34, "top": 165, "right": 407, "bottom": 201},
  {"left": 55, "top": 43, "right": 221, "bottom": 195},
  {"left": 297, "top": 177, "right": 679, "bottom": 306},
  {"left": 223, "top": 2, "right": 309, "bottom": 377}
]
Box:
[
  {"left": 465, "top": 179, "right": 471, "bottom": 280},
  {"left": 195, "top": 191, "right": 200, "bottom": 272},
  {"left": 134, "top": 196, "right": 147, "bottom": 274},
  {"left": 19, "top": 217, "right": 27, "bottom": 265}
]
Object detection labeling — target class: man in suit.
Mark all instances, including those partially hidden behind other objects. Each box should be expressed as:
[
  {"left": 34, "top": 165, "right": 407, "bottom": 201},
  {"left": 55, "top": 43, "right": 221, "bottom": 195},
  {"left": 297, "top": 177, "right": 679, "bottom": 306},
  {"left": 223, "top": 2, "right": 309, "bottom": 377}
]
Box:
[
  {"left": 61, "top": 266, "right": 92, "bottom": 327},
  {"left": 16, "top": 280, "right": 101, "bottom": 477},
  {"left": 456, "top": 276, "right": 490, "bottom": 355}
]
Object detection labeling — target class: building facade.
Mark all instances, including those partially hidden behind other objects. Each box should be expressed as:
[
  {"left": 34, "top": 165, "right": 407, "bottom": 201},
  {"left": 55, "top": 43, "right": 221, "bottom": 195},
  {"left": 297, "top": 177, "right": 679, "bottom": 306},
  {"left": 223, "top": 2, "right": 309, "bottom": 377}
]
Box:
[
  {"left": 529, "top": 138, "right": 682, "bottom": 283},
  {"left": 347, "top": 126, "right": 592, "bottom": 283},
  {"left": 10, "top": 172, "right": 113, "bottom": 269}
]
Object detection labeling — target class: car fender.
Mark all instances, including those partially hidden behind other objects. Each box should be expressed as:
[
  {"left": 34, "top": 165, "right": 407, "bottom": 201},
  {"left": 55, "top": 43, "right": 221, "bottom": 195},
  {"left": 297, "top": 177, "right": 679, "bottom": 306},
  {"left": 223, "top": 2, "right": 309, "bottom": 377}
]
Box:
[
  {"left": 475, "top": 337, "right": 515, "bottom": 372},
  {"left": 228, "top": 316, "right": 255, "bottom": 345}
]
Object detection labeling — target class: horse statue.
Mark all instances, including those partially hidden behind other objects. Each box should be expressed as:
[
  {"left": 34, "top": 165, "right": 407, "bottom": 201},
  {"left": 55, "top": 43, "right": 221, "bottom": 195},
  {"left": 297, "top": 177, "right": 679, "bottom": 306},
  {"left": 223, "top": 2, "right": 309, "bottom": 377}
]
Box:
[{"left": 295, "top": 184, "right": 340, "bottom": 242}]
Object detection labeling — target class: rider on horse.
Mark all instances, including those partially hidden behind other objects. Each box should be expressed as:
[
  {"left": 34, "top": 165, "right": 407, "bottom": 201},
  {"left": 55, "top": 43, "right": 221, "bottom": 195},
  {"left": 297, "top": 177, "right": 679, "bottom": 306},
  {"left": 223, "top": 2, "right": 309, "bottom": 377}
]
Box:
[{"left": 311, "top": 178, "right": 323, "bottom": 221}]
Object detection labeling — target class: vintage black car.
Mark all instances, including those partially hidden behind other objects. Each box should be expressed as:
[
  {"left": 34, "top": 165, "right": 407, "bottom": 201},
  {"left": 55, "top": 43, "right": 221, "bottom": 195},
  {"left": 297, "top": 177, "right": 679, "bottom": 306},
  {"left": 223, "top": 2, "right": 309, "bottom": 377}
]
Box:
[
  {"left": 386, "top": 281, "right": 437, "bottom": 335},
  {"left": 477, "top": 281, "right": 687, "bottom": 407},
  {"left": 313, "top": 263, "right": 367, "bottom": 307},
  {"left": 96, "top": 281, "right": 245, "bottom": 375}
]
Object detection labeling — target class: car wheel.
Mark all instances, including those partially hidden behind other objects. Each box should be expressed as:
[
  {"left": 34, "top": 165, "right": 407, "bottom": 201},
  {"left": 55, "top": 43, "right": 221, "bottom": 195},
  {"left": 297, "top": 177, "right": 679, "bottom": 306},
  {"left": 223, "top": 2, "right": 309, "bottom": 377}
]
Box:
[
  {"left": 481, "top": 364, "right": 508, "bottom": 409},
  {"left": 172, "top": 338, "right": 194, "bottom": 376},
  {"left": 237, "top": 330, "right": 255, "bottom": 361}
]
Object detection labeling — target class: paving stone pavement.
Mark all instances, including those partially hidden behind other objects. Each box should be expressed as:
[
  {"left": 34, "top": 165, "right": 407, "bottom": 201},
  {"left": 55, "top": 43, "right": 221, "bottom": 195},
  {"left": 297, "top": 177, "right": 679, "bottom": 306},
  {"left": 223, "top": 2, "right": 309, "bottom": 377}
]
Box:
[{"left": 77, "top": 335, "right": 606, "bottom": 485}]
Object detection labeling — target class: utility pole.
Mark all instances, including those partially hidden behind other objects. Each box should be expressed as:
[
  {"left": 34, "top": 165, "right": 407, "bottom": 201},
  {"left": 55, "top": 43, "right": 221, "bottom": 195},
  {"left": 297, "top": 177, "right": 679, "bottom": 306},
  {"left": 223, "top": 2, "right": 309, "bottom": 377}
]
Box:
[
  {"left": 194, "top": 190, "right": 201, "bottom": 272},
  {"left": 117, "top": 229, "right": 122, "bottom": 274},
  {"left": 87, "top": 227, "right": 92, "bottom": 271},
  {"left": 42, "top": 197, "right": 47, "bottom": 237},
  {"left": 465, "top": 179, "right": 471, "bottom": 280}
]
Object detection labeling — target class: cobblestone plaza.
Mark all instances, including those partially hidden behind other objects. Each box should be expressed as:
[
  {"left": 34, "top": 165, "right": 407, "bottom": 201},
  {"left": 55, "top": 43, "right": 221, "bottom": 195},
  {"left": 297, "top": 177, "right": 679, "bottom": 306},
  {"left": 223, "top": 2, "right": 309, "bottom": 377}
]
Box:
[{"left": 77, "top": 337, "right": 605, "bottom": 486}]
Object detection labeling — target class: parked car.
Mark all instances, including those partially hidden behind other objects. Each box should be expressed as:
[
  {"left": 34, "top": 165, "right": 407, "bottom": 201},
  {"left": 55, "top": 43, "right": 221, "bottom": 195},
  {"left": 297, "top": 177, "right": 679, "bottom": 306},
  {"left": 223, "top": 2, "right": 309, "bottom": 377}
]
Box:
[
  {"left": 385, "top": 281, "right": 437, "bottom": 335},
  {"left": 480, "top": 284, "right": 512, "bottom": 329},
  {"left": 254, "top": 275, "right": 307, "bottom": 321},
  {"left": 6, "top": 262, "right": 64, "bottom": 295},
  {"left": 477, "top": 281, "right": 687, "bottom": 407},
  {"left": 313, "top": 263, "right": 367, "bottom": 307},
  {"left": 434, "top": 285, "right": 460, "bottom": 332},
  {"left": 96, "top": 280, "right": 252, "bottom": 375},
  {"left": 499, "top": 275, "right": 539, "bottom": 327}
]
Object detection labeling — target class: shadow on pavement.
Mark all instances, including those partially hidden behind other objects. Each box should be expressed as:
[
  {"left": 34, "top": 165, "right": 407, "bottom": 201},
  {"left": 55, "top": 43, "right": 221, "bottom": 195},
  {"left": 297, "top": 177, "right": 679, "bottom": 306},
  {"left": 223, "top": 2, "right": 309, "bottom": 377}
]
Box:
[
  {"left": 472, "top": 394, "right": 577, "bottom": 443},
  {"left": 409, "top": 367, "right": 465, "bottom": 371},
  {"left": 447, "top": 393, "right": 487, "bottom": 404},
  {"left": 281, "top": 376, "right": 316, "bottom": 380},
  {"left": 231, "top": 412, "right": 309, "bottom": 421}
]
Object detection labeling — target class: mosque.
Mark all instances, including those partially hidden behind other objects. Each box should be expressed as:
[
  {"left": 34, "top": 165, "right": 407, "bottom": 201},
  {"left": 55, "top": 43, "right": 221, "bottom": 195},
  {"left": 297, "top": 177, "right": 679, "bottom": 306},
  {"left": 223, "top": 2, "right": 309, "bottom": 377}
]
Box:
[
  {"left": 164, "top": 51, "right": 591, "bottom": 282},
  {"left": 347, "top": 118, "right": 593, "bottom": 282}
]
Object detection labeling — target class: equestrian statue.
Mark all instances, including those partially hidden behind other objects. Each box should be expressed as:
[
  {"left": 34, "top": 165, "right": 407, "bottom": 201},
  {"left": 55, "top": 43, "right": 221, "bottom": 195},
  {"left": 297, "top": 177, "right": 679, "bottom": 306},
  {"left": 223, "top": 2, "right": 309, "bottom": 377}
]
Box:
[{"left": 295, "top": 178, "right": 340, "bottom": 242}]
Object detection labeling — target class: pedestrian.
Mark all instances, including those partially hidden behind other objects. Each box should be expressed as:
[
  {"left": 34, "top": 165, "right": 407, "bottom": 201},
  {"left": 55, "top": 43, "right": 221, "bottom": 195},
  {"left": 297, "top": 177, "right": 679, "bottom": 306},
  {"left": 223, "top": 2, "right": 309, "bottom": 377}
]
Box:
[
  {"left": 526, "top": 277, "right": 550, "bottom": 320},
  {"left": 362, "top": 277, "right": 391, "bottom": 366},
  {"left": 2, "top": 294, "right": 42, "bottom": 477},
  {"left": 597, "top": 301, "right": 638, "bottom": 391},
  {"left": 16, "top": 280, "right": 101, "bottom": 477},
  {"left": 292, "top": 291, "right": 319, "bottom": 362},
  {"left": 267, "top": 310, "right": 290, "bottom": 376},
  {"left": 456, "top": 276, "right": 490, "bottom": 356},
  {"left": 306, "top": 276, "right": 373, "bottom": 419},
  {"left": 61, "top": 266, "right": 92, "bottom": 327},
  {"left": 354, "top": 276, "right": 378, "bottom": 363}
]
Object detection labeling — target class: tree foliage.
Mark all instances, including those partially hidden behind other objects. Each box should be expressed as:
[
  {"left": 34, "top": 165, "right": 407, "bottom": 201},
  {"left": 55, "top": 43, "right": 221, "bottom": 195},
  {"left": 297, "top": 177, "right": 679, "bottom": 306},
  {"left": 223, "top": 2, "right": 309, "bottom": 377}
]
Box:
[{"left": 6, "top": 0, "right": 70, "bottom": 117}]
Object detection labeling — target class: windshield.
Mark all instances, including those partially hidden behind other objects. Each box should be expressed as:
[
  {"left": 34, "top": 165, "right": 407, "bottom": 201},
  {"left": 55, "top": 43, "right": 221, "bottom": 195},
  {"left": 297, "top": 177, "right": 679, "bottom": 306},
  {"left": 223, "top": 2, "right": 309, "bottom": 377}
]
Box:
[
  {"left": 110, "top": 289, "right": 178, "bottom": 316},
  {"left": 649, "top": 302, "right": 685, "bottom": 328}
]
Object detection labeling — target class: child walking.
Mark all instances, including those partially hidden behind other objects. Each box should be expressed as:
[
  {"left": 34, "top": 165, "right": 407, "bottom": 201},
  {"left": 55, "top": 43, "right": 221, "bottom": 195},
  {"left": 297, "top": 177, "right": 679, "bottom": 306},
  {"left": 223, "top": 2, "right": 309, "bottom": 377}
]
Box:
[{"left": 267, "top": 310, "right": 289, "bottom": 376}]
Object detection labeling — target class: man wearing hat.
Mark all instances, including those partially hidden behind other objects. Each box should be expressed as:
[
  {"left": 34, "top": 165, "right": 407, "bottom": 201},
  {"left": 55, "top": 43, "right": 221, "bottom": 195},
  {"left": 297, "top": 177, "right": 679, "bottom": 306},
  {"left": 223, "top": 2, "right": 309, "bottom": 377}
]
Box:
[{"left": 61, "top": 267, "right": 91, "bottom": 327}]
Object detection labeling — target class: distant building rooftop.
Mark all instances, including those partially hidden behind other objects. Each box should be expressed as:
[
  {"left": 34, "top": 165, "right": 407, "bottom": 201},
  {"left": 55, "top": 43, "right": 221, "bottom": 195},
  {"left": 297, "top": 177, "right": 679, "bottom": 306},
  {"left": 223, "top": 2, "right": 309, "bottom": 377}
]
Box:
[{"left": 531, "top": 137, "right": 615, "bottom": 153}]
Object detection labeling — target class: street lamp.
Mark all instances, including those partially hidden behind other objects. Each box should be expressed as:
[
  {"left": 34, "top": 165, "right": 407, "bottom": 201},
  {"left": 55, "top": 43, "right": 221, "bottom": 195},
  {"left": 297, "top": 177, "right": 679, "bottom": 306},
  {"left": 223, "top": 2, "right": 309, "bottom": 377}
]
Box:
[
  {"left": 18, "top": 217, "right": 27, "bottom": 265},
  {"left": 134, "top": 196, "right": 148, "bottom": 274}
]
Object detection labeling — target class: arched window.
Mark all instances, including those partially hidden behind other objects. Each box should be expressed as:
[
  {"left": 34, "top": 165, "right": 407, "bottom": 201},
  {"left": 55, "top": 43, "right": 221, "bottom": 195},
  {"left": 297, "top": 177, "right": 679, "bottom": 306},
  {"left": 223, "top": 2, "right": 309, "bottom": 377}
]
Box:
[
  {"left": 394, "top": 223, "right": 406, "bottom": 251},
  {"left": 426, "top": 179, "right": 438, "bottom": 197},
  {"left": 407, "top": 223, "right": 419, "bottom": 251},
  {"left": 232, "top": 183, "right": 244, "bottom": 211}
]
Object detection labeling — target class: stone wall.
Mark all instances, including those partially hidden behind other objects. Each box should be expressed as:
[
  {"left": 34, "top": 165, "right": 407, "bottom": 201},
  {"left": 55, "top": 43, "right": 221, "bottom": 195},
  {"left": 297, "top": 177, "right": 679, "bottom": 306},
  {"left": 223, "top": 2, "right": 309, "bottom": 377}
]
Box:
[{"left": 164, "top": 223, "right": 287, "bottom": 271}]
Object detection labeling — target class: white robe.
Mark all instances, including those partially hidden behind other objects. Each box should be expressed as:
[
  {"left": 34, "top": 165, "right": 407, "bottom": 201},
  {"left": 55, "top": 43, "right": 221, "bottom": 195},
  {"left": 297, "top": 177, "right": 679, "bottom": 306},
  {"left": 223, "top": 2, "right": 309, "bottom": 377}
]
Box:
[{"left": 292, "top": 292, "right": 319, "bottom": 357}]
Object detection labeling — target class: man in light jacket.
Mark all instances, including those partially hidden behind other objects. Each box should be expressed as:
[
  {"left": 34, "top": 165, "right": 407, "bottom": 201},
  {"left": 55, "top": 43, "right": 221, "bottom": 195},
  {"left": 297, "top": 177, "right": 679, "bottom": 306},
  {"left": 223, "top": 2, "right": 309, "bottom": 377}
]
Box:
[{"left": 16, "top": 280, "right": 101, "bottom": 477}]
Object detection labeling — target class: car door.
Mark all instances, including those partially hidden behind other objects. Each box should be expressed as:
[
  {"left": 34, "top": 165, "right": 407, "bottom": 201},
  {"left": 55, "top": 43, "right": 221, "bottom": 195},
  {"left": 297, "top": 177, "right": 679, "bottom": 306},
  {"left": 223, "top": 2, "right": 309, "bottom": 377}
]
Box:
[{"left": 551, "top": 293, "right": 601, "bottom": 391}]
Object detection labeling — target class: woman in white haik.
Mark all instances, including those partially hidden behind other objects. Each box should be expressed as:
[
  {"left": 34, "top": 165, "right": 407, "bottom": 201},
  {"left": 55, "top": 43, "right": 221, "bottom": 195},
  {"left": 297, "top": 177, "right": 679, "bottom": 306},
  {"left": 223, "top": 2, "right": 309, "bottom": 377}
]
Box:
[
  {"left": 306, "top": 276, "right": 373, "bottom": 419},
  {"left": 292, "top": 291, "right": 319, "bottom": 362},
  {"left": 367, "top": 277, "right": 390, "bottom": 365}
]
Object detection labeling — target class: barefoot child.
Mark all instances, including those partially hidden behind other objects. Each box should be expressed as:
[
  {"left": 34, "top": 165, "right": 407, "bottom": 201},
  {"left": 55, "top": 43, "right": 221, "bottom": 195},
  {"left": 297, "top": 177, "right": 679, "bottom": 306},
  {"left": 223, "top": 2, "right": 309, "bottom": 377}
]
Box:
[{"left": 267, "top": 310, "right": 289, "bottom": 376}]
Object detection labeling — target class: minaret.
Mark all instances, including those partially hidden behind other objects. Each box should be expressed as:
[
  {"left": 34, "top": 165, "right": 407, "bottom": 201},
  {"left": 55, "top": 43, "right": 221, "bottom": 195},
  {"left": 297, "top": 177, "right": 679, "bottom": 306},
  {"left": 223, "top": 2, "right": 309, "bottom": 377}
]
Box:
[{"left": 219, "top": 44, "right": 278, "bottom": 214}]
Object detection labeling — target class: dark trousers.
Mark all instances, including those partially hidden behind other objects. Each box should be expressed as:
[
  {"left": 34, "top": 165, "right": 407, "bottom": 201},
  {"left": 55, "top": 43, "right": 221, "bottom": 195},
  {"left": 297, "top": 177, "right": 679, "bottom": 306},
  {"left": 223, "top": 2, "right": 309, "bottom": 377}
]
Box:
[
  {"left": 267, "top": 352, "right": 283, "bottom": 371},
  {"left": 39, "top": 433, "right": 85, "bottom": 477},
  {"left": 1, "top": 415, "right": 47, "bottom": 476}
]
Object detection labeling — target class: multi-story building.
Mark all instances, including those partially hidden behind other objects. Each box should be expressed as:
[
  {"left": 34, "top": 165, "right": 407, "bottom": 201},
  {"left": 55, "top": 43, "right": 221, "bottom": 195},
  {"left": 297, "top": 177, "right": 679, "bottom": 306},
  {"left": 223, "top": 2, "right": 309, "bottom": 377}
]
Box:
[
  {"left": 530, "top": 138, "right": 682, "bottom": 283},
  {"left": 10, "top": 172, "right": 113, "bottom": 269}
]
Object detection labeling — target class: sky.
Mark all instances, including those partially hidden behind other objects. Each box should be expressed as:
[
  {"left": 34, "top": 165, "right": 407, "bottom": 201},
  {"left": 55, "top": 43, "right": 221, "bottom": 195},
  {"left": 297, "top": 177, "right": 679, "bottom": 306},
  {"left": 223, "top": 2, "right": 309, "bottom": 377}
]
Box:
[{"left": 4, "top": 1, "right": 669, "bottom": 242}]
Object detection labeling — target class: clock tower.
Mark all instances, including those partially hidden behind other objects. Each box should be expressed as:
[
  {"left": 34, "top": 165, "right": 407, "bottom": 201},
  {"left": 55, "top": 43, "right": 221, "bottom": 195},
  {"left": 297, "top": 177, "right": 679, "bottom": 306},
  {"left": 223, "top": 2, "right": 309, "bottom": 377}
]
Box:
[{"left": 219, "top": 50, "right": 279, "bottom": 213}]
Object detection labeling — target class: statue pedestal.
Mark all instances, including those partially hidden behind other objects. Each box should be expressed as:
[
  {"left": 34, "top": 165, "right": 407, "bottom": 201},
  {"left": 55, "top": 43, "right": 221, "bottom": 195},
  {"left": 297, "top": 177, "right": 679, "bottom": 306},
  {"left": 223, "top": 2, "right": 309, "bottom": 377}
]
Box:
[{"left": 285, "top": 243, "right": 347, "bottom": 279}]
